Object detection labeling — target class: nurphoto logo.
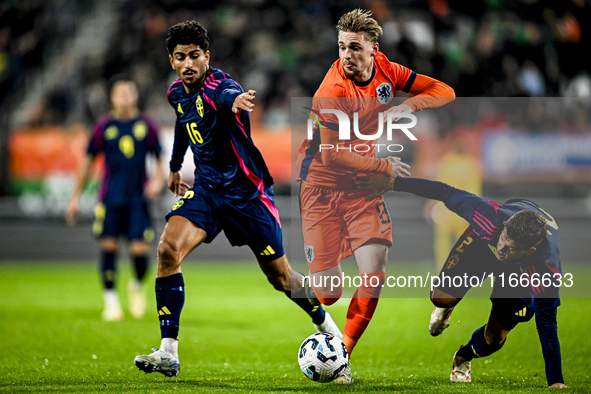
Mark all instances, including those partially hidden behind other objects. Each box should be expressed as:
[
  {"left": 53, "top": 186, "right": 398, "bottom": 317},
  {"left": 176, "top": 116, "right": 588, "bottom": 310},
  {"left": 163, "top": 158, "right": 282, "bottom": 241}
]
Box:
[{"left": 306, "top": 108, "right": 418, "bottom": 153}]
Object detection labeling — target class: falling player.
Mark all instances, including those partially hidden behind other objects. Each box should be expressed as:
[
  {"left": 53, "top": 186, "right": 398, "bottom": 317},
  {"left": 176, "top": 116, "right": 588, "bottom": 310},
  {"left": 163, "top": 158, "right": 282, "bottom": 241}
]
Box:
[
  {"left": 134, "top": 20, "right": 339, "bottom": 378},
  {"left": 66, "top": 76, "right": 164, "bottom": 321},
  {"left": 353, "top": 174, "right": 567, "bottom": 388},
  {"left": 297, "top": 9, "right": 455, "bottom": 383}
]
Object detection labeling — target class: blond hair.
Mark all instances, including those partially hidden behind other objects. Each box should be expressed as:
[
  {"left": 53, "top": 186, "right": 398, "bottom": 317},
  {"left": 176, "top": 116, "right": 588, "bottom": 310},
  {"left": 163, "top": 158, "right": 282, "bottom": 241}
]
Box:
[{"left": 337, "top": 9, "right": 383, "bottom": 44}]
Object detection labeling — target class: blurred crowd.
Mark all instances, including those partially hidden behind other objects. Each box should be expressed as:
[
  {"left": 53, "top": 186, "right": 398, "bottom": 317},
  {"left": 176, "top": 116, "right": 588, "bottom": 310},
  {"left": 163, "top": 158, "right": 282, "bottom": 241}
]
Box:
[{"left": 2, "top": 0, "right": 591, "bottom": 130}]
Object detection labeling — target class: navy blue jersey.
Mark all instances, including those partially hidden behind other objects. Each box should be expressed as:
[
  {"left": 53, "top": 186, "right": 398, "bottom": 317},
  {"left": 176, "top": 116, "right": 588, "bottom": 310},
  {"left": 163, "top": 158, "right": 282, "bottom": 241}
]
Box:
[
  {"left": 394, "top": 177, "right": 561, "bottom": 310},
  {"left": 167, "top": 66, "right": 274, "bottom": 201},
  {"left": 87, "top": 114, "right": 162, "bottom": 206}
]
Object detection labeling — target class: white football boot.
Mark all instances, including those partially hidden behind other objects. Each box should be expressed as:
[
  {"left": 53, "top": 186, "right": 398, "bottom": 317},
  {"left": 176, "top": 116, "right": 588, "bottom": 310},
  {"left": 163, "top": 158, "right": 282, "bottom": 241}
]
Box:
[
  {"left": 134, "top": 347, "right": 180, "bottom": 377},
  {"left": 314, "top": 312, "right": 343, "bottom": 339},
  {"left": 101, "top": 290, "right": 124, "bottom": 321},
  {"left": 333, "top": 362, "right": 353, "bottom": 384},
  {"left": 127, "top": 280, "right": 147, "bottom": 320},
  {"left": 449, "top": 350, "right": 471, "bottom": 382},
  {"left": 429, "top": 306, "right": 454, "bottom": 336}
]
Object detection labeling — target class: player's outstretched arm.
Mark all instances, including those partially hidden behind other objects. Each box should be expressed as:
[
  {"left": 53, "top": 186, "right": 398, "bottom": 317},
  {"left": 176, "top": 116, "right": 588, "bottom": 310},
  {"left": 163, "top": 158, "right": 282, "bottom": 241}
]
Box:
[
  {"left": 352, "top": 158, "right": 410, "bottom": 198},
  {"left": 534, "top": 308, "right": 568, "bottom": 388},
  {"left": 66, "top": 155, "right": 94, "bottom": 226},
  {"left": 231, "top": 89, "right": 256, "bottom": 114},
  {"left": 168, "top": 171, "right": 190, "bottom": 197}
]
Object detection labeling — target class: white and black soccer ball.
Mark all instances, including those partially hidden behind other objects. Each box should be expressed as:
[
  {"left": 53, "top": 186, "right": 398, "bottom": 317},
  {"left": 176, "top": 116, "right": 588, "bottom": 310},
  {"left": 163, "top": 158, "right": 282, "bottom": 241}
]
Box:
[{"left": 297, "top": 332, "right": 349, "bottom": 383}]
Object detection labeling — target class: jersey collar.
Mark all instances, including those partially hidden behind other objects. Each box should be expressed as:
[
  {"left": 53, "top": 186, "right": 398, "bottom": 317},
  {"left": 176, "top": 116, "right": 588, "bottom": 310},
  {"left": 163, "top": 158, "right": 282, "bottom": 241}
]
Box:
[{"left": 352, "top": 66, "right": 376, "bottom": 87}]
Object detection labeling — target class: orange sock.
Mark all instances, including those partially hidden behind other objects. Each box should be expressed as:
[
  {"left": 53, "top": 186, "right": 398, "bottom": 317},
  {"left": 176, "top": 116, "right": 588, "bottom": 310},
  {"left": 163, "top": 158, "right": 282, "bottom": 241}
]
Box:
[{"left": 342, "top": 272, "right": 385, "bottom": 357}]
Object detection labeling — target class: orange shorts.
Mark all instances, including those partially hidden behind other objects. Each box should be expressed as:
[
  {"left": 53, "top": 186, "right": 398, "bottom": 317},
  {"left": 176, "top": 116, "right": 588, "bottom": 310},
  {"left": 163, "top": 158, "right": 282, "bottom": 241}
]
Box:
[{"left": 300, "top": 185, "right": 393, "bottom": 273}]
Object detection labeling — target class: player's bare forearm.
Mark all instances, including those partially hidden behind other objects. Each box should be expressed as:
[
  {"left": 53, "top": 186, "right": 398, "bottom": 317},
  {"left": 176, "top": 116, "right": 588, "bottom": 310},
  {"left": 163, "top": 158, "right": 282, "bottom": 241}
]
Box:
[
  {"left": 146, "top": 158, "right": 166, "bottom": 199},
  {"left": 232, "top": 89, "right": 256, "bottom": 113}
]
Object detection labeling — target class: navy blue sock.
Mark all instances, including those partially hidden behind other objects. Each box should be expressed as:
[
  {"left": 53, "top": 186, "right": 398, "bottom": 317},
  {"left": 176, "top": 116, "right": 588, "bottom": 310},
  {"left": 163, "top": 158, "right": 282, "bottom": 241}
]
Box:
[
  {"left": 287, "top": 278, "right": 326, "bottom": 325},
  {"left": 132, "top": 254, "right": 149, "bottom": 282},
  {"left": 456, "top": 325, "right": 505, "bottom": 361},
  {"left": 100, "top": 250, "right": 117, "bottom": 290},
  {"left": 155, "top": 273, "right": 185, "bottom": 339}
]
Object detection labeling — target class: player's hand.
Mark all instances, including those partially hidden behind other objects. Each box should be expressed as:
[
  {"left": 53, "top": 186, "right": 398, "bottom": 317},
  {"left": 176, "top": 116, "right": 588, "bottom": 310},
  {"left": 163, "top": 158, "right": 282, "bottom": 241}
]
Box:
[
  {"left": 65, "top": 199, "right": 78, "bottom": 226},
  {"left": 232, "top": 89, "right": 256, "bottom": 114},
  {"left": 386, "top": 156, "right": 411, "bottom": 178},
  {"left": 548, "top": 382, "right": 569, "bottom": 389},
  {"left": 168, "top": 171, "right": 190, "bottom": 197},
  {"left": 353, "top": 174, "right": 394, "bottom": 199},
  {"left": 385, "top": 103, "right": 413, "bottom": 122}
]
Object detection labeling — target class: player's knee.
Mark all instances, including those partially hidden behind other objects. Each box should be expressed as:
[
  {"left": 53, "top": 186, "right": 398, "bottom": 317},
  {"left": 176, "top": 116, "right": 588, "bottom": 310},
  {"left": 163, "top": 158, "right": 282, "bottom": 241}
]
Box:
[
  {"left": 430, "top": 288, "right": 459, "bottom": 308},
  {"left": 157, "top": 238, "right": 181, "bottom": 272},
  {"left": 485, "top": 331, "right": 507, "bottom": 347},
  {"left": 314, "top": 286, "right": 342, "bottom": 306},
  {"left": 129, "top": 241, "right": 149, "bottom": 256}
]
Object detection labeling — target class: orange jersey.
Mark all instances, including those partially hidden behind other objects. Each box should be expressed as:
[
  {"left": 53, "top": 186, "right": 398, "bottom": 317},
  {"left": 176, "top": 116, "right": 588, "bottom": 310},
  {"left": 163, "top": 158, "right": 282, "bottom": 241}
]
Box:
[{"left": 297, "top": 51, "right": 454, "bottom": 190}]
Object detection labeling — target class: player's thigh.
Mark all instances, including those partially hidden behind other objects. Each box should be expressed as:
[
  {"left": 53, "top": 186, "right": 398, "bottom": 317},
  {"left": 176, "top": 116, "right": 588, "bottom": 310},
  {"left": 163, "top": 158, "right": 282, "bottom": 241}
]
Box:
[
  {"left": 159, "top": 215, "right": 208, "bottom": 262},
  {"left": 300, "top": 187, "right": 347, "bottom": 273},
  {"left": 223, "top": 195, "right": 286, "bottom": 262},
  {"left": 343, "top": 195, "right": 392, "bottom": 253},
  {"left": 435, "top": 227, "right": 494, "bottom": 299},
  {"left": 165, "top": 186, "right": 222, "bottom": 244}
]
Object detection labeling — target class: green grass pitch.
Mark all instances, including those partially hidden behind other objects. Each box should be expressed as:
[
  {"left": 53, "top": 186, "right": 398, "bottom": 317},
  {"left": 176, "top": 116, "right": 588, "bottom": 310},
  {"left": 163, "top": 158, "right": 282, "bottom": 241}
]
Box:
[{"left": 1, "top": 261, "right": 590, "bottom": 393}]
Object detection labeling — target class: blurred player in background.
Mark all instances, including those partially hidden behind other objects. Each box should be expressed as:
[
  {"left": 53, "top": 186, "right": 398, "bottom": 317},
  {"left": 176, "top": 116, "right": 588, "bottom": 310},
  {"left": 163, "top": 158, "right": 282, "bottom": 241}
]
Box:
[
  {"left": 134, "top": 20, "right": 339, "bottom": 378},
  {"left": 354, "top": 174, "right": 567, "bottom": 388},
  {"left": 66, "top": 76, "right": 164, "bottom": 321},
  {"left": 425, "top": 135, "right": 481, "bottom": 269},
  {"left": 297, "top": 9, "right": 454, "bottom": 384}
]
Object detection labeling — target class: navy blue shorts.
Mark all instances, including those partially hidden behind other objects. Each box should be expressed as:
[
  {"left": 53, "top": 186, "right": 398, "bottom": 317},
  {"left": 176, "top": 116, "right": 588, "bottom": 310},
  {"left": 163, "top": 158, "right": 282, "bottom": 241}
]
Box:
[
  {"left": 490, "top": 298, "right": 534, "bottom": 330},
  {"left": 165, "top": 185, "right": 285, "bottom": 262},
  {"left": 93, "top": 199, "right": 155, "bottom": 242}
]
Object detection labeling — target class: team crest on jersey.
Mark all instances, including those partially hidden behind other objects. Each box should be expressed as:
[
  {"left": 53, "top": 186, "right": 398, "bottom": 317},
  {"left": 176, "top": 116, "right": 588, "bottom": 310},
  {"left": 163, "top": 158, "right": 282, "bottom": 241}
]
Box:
[
  {"left": 104, "top": 125, "right": 119, "bottom": 140},
  {"left": 196, "top": 96, "right": 204, "bottom": 117},
  {"left": 133, "top": 121, "right": 147, "bottom": 140},
  {"left": 446, "top": 254, "right": 459, "bottom": 269},
  {"left": 306, "top": 245, "right": 314, "bottom": 263},
  {"left": 376, "top": 83, "right": 393, "bottom": 104}
]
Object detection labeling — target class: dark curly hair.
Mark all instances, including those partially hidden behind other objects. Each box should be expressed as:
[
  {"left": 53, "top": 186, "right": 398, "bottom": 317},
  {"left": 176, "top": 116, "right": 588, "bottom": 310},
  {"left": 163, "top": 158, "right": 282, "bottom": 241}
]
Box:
[
  {"left": 504, "top": 210, "right": 548, "bottom": 248},
  {"left": 166, "top": 20, "right": 209, "bottom": 55}
]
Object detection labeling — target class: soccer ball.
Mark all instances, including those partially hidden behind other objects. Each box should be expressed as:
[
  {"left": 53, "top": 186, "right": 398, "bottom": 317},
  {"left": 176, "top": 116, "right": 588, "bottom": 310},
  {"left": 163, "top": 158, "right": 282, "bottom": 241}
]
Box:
[{"left": 297, "top": 332, "right": 349, "bottom": 383}]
